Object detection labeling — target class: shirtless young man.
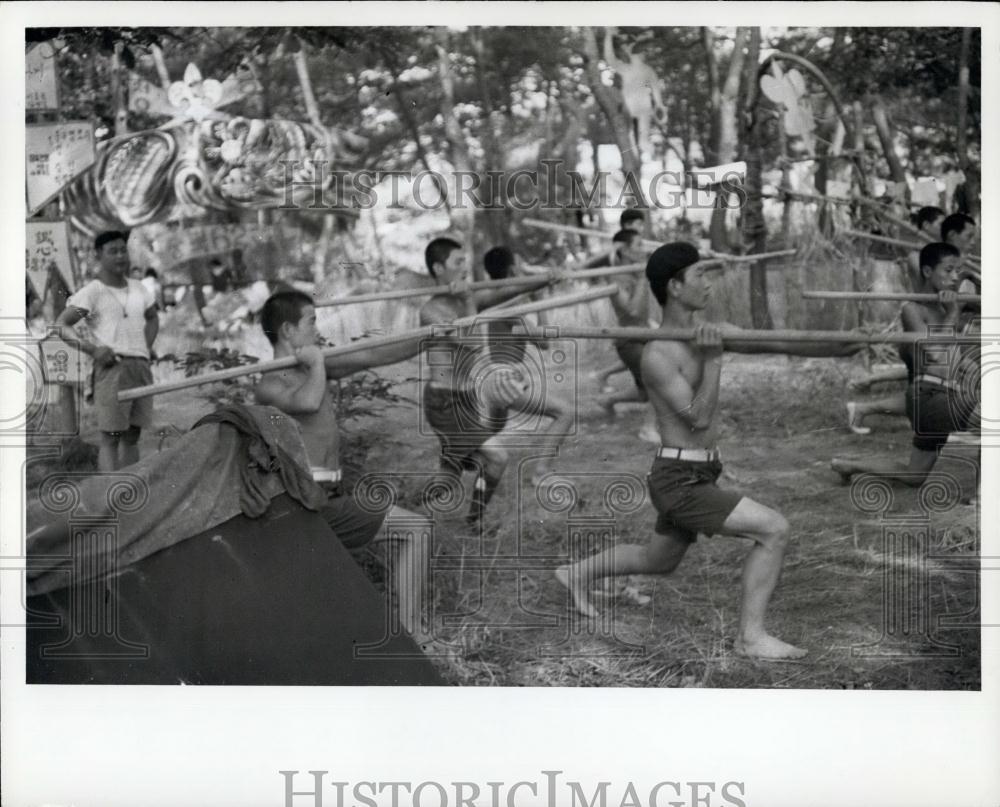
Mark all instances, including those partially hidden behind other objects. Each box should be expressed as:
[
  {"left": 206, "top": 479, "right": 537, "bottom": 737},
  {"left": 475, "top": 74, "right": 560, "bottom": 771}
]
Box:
[
  {"left": 845, "top": 206, "right": 946, "bottom": 435},
  {"left": 595, "top": 230, "right": 656, "bottom": 414},
  {"left": 557, "top": 242, "right": 860, "bottom": 659},
  {"left": 480, "top": 246, "right": 574, "bottom": 484},
  {"left": 832, "top": 242, "right": 980, "bottom": 487},
  {"left": 418, "top": 237, "right": 552, "bottom": 523},
  {"left": 253, "top": 291, "right": 436, "bottom": 649}
]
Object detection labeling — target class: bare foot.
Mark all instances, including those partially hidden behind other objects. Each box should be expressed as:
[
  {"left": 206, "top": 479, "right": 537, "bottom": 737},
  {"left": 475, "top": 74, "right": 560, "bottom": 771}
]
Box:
[
  {"left": 735, "top": 634, "right": 808, "bottom": 660},
  {"left": 846, "top": 402, "right": 871, "bottom": 435},
  {"left": 830, "top": 458, "right": 855, "bottom": 485},
  {"left": 554, "top": 566, "right": 600, "bottom": 619},
  {"left": 637, "top": 426, "right": 661, "bottom": 445},
  {"left": 619, "top": 583, "right": 652, "bottom": 606}
]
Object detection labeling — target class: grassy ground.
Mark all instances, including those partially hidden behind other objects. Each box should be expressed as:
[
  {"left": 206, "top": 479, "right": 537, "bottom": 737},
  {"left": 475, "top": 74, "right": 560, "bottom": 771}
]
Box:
[
  {"left": 28, "top": 334, "right": 980, "bottom": 690},
  {"left": 347, "top": 347, "right": 981, "bottom": 689}
]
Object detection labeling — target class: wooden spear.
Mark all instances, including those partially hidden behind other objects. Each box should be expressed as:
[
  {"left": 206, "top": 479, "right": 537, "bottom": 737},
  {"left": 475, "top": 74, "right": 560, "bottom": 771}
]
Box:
[
  {"left": 803, "top": 291, "right": 981, "bottom": 304},
  {"left": 118, "top": 285, "right": 619, "bottom": 401},
  {"left": 312, "top": 263, "right": 646, "bottom": 308},
  {"left": 511, "top": 325, "right": 981, "bottom": 346},
  {"left": 520, "top": 218, "right": 797, "bottom": 263}
]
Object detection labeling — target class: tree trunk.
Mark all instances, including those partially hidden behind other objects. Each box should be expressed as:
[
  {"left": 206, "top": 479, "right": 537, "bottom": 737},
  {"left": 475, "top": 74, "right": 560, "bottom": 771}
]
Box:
[
  {"left": 150, "top": 43, "right": 171, "bottom": 89},
  {"left": 581, "top": 29, "right": 645, "bottom": 205},
  {"left": 292, "top": 40, "right": 337, "bottom": 285},
  {"left": 871, "top": 95, "right": 907, "bottom": 185},
  {"left": 435, "top": 31, "right": 477, "bottom": 278},
  {"left": 292, "top": 44, "right": 323, "bottom": 128},
  {"left": 957, "top": 27, "right": 980, "bottom": 218},
  {"left": 471, "top": 31, "right": 508, "bottom": 248},
  {"left": 701, "top": 27, "right": 720, "bottom": 165},
  {"left": 392, "top": 79, "right": 451, "bottom": 213},
  {"left": 741, "top": 28, "right": 774, "bottom": 330},
  {"left": 111, "top": 41, "right": 129, "bottom": 136},
  {"left": 709, "top": 27, "right": 749, "bottom": 251}
]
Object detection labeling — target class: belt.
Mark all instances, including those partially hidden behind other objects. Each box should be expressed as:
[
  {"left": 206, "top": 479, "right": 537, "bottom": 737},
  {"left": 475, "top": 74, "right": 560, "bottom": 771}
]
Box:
[
  {"left": 311, "top": 467, "right": 342, "bottom": 484},
  {"left": 656, "top": 446, "right": 721, "bottom": 463},
  {"left": 915, "top": 374, "right": 958, "bottom": 391}
]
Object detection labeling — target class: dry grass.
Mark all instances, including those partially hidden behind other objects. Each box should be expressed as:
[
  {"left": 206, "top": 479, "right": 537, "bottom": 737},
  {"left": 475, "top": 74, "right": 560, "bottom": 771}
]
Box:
[
  {"left": 351, "top": 348, "right": 980, "bottom": 690},
  {"left": 29, "top": 226, "right": 978, "bottom": 689}
]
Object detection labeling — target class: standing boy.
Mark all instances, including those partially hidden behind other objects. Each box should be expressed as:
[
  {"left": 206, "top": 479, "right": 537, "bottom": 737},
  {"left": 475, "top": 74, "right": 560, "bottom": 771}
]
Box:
[{"left": 57, "top": 231, "right": 158, "bottom": 472}]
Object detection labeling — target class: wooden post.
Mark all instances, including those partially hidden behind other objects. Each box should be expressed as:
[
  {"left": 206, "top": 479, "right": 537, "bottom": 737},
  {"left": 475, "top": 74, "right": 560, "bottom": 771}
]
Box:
[{"left": 110, "top": 41, "right": 129, "bottom": 136}]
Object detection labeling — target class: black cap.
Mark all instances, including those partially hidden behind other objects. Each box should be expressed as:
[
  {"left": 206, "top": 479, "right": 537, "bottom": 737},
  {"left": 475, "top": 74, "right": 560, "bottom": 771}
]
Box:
[{"left": 646, "top": 242, "right": 700, "bottom": 286}]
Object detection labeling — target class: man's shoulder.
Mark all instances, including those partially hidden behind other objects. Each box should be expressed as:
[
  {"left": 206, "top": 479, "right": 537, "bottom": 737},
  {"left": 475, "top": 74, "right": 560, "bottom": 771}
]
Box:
[
  {"left": 420, "top": 295, "right": 459, "bottom": 323},
  {"left": 66, "top": 278, "right": 102, "bottom": 307}
]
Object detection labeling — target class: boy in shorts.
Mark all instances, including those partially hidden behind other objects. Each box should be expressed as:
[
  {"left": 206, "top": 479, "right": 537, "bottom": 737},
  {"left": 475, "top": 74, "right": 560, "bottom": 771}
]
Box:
[
  {"left": 558, "top": 243, "right": 861, "bottom": 659},
  {"left": 419, "top": 237, "right": 552, "bottom": 523},
  {"left": 57, "top": 231, "right": 159, "bottom": 472},
  {"left": 254, "top": 291, "right": 436, "bottom": 649},
  {"left": 832, "top": 242, "right": 979, "bottom": 488}
]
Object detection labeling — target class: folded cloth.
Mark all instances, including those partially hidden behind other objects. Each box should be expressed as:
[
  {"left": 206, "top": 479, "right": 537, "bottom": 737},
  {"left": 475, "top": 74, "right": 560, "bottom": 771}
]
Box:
[
  {"left": 193, "top": 403, "right": 326, "bottom": 518},
  {"left": 26, "top": 404, "right": 323, "bottom": 596}
]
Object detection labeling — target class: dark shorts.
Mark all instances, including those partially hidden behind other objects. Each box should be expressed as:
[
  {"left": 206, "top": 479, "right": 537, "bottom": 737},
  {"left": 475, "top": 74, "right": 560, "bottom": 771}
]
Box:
[
  {"left": 614, "top": 339, "right": 645, "bottom": 391},
  {"left": 319, "top": 491, "right": 388, "bottom": 550},
  {"left": 647, "top": 457, "right": 743, "bottom": 540},
  {"left": 423, "top": 383, "right": 507, "bottom": 471},
  {"left": 93, "top": 356, "right": 154, "bottom": 433},
  {"left": 905, "top": 381, "right": 978, "bottom": 452}
]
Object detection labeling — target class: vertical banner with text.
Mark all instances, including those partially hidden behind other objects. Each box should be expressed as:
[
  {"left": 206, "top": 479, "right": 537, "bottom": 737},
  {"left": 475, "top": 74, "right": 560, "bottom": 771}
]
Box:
[
  {"left": 26, "top": 121, "right": 96, "bottom": 215},
  {"left": 25, "top": 41, "right": 60, "bottom": 111}
]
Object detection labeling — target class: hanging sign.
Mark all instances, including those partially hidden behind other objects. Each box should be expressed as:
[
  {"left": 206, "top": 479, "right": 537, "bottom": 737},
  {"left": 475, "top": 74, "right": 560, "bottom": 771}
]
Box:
[
  {"left": 26, "top": 121, "right": 96, "bottom": 215},
  {"left": 26, "top": 41, "right": 60, "bottom": 110},
  {"left": 26, "top": 219, "right": 75, "bottom": 297}
]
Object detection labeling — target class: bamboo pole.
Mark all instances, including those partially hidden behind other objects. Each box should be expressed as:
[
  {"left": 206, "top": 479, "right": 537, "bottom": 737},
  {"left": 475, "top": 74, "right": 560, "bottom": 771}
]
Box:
[
  {"left": 118, "top": 285, "right": 618, "bottom": 401},
  {"left": 512, "top": 325, "right": 981, "bottom": 346},
  {"left": 521, "top": 218, "right": 796, "bottom": 263},
  {"left": 803, "top": 291, "right": 981, "bottom": 304},
  {"left": 313, "top": 263, "right": 646, "bottom": 308},
  {"left": 842, "top": 229, "right": 921, "bottom": 251},
  {"left": 843, "top": 229, "right": 982, "bottom": 266}
]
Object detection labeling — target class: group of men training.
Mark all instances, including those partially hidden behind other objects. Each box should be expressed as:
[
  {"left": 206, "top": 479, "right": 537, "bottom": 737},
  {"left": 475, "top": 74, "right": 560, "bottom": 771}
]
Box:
[{"left": 53, "top": 202, "right": 980, "bottom": 662}]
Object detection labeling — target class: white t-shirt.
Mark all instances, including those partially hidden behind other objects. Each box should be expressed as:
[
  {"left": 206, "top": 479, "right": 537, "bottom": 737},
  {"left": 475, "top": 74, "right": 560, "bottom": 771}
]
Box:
[{"left": 66, "top": 278, "right": 155, "bottom": 359}]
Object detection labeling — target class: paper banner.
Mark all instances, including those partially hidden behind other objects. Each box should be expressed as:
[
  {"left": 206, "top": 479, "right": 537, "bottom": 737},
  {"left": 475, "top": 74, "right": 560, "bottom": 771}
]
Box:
[
  {"left": 26, "top": 41, "right": 60, "bottom": 110},
  {"left": 25, "top": 219, "right": 75, "bottom": 297},
  {"left": 26, "top": 121, "right": 96, "bottom": 215}
]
